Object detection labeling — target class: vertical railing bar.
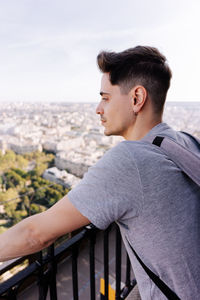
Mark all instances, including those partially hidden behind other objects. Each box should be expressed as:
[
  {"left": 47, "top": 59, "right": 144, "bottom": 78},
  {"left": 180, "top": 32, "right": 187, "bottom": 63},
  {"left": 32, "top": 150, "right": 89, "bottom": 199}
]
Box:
[
  {"left": 37, "top": 250, "right": 49, "bottom": 300},
  {"left": 7, "top": 287, "right": 17, "bottom": 300},
  {"left": 104, "top": 227, "right": 109, "bottom": 300},
  {"left": 89, "top": 226, "right": 96, "bottom": 300},
  {"left": 48, "top": 244, "right": 57, "bottom": 300},
  {"left": 115, "top": 225, "right": 122, "bottom": 300},
  {"left": 125, "top": 253, "right": 131, "bottom": 287},
  {"left": 72, "top": 245, "right": 79, "bottom": 300}
]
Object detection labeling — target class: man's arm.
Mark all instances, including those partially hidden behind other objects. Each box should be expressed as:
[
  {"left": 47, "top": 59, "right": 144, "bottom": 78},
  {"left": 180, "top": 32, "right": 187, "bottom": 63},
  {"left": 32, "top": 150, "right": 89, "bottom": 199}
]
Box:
[{"left": 0, "top": 195, "right": 90, "bottom": 262}]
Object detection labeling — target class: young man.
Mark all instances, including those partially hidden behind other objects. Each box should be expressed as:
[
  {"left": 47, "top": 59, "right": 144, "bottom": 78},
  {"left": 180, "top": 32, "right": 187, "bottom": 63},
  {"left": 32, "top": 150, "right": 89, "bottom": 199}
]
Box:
[{"left": 0, "top": 46, "right": 199, "bottom": 299}]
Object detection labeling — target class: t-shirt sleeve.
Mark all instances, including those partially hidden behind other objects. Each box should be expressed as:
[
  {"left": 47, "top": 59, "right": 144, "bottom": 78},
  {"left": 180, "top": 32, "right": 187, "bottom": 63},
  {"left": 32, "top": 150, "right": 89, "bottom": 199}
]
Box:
[{"left": 67, "top": 142, "right": 143, "bottom": 230}]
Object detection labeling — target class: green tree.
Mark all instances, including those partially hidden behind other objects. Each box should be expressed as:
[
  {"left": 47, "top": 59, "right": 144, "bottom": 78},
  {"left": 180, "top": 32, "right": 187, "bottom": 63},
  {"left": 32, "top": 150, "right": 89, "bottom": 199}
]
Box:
[
  {"left": 12, "top": 210, "right": 28, "bottom": 225},
  {"left": 0, "top": 188, "right": 19, "bottom": 203},
  {"left": 12, "top": 168, "right": 27, "bottom": 179},
  {"left": 4, "top": 201, "right": 18, "bottom": 219},
  {"left": 34, "top": 189, "right": 46, "bottom": 203},
  {"left": 4, "top": 170, "right": 25, "bottom": 189},
  {"left": 16, "top": 155, "right": 28, "bottom": 169},
  {"left": 34, "top": 163, "right": 48, "bottom": 176},
  {"left": 30, "top": 203, "right": 46, "bottom": 214},
  {"left": 4, "top": 150, "right": 16, "bottom": 163},
  {"left": 0, "top": 150, "right": 16, "bottom": 172}
]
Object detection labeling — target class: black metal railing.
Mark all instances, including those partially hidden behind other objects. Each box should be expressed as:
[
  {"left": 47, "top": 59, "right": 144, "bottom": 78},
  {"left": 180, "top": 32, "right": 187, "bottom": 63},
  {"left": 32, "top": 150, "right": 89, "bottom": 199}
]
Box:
[{"left": 0, "top": 223, "right": 137, "bottom": 300}]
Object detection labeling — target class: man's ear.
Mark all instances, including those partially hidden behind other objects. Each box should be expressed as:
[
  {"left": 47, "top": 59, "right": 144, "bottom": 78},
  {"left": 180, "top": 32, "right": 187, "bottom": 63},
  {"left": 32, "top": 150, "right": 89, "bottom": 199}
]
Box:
[{"left": 131, "top": 85, "right": 147, "bottom": 114}]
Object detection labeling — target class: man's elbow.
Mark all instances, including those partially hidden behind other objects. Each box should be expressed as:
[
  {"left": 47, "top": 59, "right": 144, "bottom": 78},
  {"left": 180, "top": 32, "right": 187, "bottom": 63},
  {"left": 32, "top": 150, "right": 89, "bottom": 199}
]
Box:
[{"left": 26, "top": 216, "right": 54, "bottom": 252}]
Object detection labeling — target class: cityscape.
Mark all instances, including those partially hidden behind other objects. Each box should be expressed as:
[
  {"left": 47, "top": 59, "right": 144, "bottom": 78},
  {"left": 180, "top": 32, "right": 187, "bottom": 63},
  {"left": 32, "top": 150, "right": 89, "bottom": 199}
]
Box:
[
  {"left": 0, "top": 101, "right": 199, "bottom": 203},
  {"left": 0, "top": 101, "right": 199, "bottom": 162},
  {"left": 0, "top": 101, "right": 199, "bottom": 194}
]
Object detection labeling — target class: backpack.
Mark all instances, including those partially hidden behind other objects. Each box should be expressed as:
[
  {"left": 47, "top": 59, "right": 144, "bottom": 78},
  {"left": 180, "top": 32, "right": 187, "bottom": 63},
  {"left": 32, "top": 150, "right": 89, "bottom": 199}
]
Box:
[{"left": 126, "top": 132, "right": 200, "bottom": 300}]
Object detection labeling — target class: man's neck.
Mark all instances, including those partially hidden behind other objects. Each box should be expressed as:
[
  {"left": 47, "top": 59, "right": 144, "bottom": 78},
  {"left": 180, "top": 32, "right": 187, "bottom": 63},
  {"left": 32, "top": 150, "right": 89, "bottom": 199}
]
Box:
[{"left": 124, "top": 114, "right": 162, "bottom": 141}]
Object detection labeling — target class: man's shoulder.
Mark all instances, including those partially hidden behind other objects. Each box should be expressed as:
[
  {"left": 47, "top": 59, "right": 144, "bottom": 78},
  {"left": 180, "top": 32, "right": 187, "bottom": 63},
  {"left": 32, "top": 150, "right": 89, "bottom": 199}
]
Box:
[
  {"left": 96, "top": 141, "right": 137, "bottom": 169},
  {"left": 100, "top": 122, "right": 199, "bottom": 165}
]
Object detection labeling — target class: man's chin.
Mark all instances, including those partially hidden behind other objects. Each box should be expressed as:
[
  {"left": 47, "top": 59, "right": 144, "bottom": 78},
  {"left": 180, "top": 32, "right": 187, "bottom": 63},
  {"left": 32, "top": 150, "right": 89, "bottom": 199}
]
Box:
[
  {"left": 104, "top": 131, "right": 111, "bottom": 136},
  {"left": 104, "top": 129, "right": 118, "bottom": 137},
  {"left": 103, "top": 128, "right": 111, "bottom": 136}
]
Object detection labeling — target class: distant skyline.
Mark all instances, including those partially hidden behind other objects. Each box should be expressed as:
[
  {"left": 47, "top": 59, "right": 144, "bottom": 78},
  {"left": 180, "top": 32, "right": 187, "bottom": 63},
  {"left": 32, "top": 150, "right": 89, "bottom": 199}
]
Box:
[{"left": 0, "top": 0, "right": 200, "bottom": 104}]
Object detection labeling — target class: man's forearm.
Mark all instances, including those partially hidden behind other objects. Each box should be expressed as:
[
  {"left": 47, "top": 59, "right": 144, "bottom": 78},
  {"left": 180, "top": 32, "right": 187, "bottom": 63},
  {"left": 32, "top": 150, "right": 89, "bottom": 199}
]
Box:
[
  {"left": 0, "top": 196, "right": 90, "bottom": 262},
  {"left": 0, "top": 214, "right": 54, "bottom": 262}
]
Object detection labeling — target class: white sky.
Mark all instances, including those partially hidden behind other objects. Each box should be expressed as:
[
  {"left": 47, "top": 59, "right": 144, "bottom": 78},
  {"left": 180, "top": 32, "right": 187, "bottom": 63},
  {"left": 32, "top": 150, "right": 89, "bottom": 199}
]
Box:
[{"left": 0, "top": 0, "right": 200, "bottom": 103}]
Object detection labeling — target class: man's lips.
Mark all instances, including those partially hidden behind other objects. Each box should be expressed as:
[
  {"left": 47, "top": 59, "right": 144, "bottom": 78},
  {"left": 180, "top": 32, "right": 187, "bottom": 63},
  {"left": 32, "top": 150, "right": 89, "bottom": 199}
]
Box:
[
  {"left": 100, "top": 117, "right": 106, "bottom": 123},
  {"left": 101, "top": 119, "right": 106, "bottom": 124}
]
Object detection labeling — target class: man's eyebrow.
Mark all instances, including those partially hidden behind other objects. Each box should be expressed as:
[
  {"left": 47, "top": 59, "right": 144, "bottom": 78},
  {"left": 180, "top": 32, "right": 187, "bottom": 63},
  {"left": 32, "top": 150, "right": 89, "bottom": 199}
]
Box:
[{"left": 100, "top": 91, "right": 110, "bottom": 96}]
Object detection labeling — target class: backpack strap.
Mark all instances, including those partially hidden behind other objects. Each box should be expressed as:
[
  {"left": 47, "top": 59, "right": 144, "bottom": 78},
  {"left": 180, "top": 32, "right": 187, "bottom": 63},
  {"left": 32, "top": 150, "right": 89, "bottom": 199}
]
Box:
[
  {"left": 180, "top": 131, "right": 200, "bottom": 149},
  {"left": 143, "top": 134, "right": 200, "bottom": 186},
  {"left": 125, "top": 237, "right": 181, "bottom": 300}
]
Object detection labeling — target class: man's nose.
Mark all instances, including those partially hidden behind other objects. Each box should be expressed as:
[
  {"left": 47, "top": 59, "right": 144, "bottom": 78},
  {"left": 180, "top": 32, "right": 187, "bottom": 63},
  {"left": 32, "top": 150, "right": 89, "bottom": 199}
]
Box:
[{"left": 96, "top": 101, "right": 104, "bottom": 115}]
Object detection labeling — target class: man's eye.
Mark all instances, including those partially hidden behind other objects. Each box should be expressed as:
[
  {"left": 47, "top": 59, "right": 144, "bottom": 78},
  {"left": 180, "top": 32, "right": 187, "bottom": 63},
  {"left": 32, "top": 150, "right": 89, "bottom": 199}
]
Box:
[{"left": 102, "top": 98, "right": 108, "bottom": 101}]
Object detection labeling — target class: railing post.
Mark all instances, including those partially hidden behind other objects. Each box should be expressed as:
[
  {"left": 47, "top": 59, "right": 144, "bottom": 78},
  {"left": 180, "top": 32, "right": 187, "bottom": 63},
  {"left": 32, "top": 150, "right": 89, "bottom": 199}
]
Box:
[
  {"left": 72, "top": 244, "right": 79, "bottom": 300},
  {"left": 6, "top": 287, "right": 18, "bottom": 300},
  {"left": 37, "top": 251, "right": 49, "bottom": 300},
  {"left": 125, "top": 254, "right": 131, "bottom": 288},
  {"left": 115, "top": 225, "right": 122, "bottom": 300},
  {"left": 87, "top": 224, "right": 97, "bottom": 300},
  {"left": 102, "top": 225, "right": 110, "bottom": 300},
  {"left": 48, "top": 244, "right": 57, "bottom": 300}
]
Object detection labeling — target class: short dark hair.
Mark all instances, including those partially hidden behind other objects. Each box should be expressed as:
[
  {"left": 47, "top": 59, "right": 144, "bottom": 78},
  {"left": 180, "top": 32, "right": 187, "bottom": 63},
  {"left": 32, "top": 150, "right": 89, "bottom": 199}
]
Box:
[{"left": 97, "top": 46, "right": 172, "bottom": 114}]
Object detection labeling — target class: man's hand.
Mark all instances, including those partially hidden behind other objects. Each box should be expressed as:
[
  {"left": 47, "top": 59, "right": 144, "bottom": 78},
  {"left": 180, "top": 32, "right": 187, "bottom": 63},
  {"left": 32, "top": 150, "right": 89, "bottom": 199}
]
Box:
[{"left": 0, "top": 196, "right": 90, "bottom": 262}]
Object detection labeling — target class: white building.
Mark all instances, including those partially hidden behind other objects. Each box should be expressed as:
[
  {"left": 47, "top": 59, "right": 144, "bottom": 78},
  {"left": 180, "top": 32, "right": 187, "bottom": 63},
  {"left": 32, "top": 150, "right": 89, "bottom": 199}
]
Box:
[
  {"left": 55, "top": 151, "right": 92, "bottom": 178},
  {"left": 43, "top": 167, "right": 80, "bottom": 188},
  {"left": 43, "top": 137, "right": 84, "bottom": 153},
  {"left": 9, "top": 142, "right": 42, "bottom": 154},
  {"left": 0, "top": 139, "right": 7, "bottom": 155}
]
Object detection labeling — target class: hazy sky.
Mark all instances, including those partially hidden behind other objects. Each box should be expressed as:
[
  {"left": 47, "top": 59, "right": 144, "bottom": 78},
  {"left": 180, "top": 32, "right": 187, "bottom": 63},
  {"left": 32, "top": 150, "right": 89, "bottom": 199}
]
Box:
[{"left": 0, "top": 0, "right": 200, "bottom": 103}]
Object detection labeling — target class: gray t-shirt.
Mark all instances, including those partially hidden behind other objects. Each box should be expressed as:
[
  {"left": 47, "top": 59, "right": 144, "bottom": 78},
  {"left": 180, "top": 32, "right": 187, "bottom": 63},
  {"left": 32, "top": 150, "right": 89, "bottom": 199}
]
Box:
[{"left": 68, "top": 123, "right": 200, "bottom": 300}]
